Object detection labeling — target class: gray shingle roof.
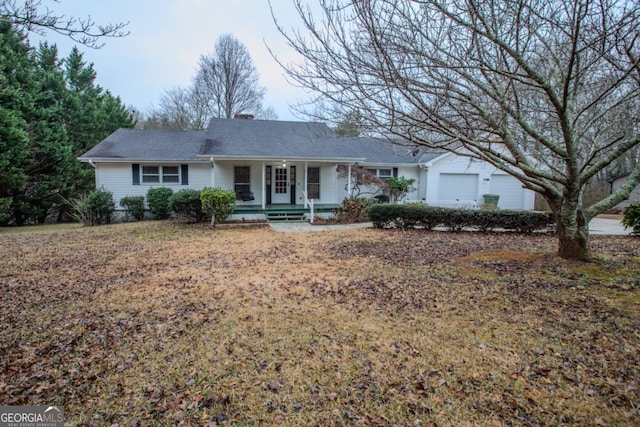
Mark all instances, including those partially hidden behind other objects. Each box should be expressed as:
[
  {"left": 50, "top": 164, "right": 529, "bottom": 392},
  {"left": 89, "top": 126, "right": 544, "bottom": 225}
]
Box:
[
  {"left": 80, "top": 119, "right": 445, "bottom": 165},
  {"left": 202, "top": 119, "right": 362, "bottom": 160},
  {"left": 335, "top": 137, "right": 443, "bottom": 165},
  {"left": 79, "top": 129, "right": 206, "bottom": 161}
]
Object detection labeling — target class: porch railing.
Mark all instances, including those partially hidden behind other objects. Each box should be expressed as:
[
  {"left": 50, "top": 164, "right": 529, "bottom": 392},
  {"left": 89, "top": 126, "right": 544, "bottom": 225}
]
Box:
[{"left": 302, "top": 191, "right": 315, "bottom": 223}]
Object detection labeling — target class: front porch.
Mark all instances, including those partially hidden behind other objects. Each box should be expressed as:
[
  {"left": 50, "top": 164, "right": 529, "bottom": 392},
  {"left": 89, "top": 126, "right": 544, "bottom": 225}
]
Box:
[{"left": 233, "top": 203, "right": 340, "bottom": 222}]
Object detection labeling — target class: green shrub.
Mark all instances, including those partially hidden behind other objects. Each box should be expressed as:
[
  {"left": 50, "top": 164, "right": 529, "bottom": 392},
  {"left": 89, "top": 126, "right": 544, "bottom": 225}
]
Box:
[
  {"left": 70, "top": 188, "right": 115, "bottom": 226},
  {"left": 386, "top": 176, "right": 417, "bottom": 203},
  {"left": 120, "top": 196, "right": 145, "bottom": 221},
  {"left": 146, "top": 187, "right": 174, "bottom": 219},
  {"left": 170, "top": 189, "right": 204, "bottom": 222},
  {"left": 0, "top": 198, "right": 11, "bottom": 224},
  {"left": 367, "top": 204, "right": 554, "bottom": 233},
  {"left": 200, "top": 187, "right": 236, "bottom": 226},
  {"left": 622, "top": 201, "right": 640, "bottom": 236},
  {"left": 367, "top": 204, "right": 403, "bottom": 228}
]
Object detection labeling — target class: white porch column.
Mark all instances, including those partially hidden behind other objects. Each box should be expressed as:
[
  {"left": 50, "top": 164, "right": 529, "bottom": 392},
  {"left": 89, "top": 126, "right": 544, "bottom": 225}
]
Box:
[
  {"left": 261, "top": 161, "right": 266, "bottom": 210},
  {"left": 347, "top": 164, "right": 352, "bottom": 198},
  {"left": 304, "top": 161, "right": 308, "bottom": 198},
  {"left": 210, "top": 158, "right": 215, "bottom": 187}
]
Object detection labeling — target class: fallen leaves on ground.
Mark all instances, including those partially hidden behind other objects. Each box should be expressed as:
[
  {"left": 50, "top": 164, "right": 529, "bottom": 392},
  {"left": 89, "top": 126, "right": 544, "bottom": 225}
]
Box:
[{"left": 0, "top": 222, "right": 638, "bottom": 426}]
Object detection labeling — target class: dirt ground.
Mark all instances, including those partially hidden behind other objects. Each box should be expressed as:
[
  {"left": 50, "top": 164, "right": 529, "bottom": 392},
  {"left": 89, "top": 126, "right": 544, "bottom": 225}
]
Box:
[{"left": 0, "top": 221, "right": 638, "bottom": 426}]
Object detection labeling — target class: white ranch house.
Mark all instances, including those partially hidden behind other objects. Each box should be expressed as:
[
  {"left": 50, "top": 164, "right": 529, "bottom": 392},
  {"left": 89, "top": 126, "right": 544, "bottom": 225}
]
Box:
[{"left": 79, "top": 118, "right": 535, "bottom": 220}]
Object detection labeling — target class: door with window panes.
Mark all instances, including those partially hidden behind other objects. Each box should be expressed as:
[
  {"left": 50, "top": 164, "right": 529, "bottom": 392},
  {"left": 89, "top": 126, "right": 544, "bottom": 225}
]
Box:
[{"left": 272, "top": 166, "right": 289, "bottom": 204}]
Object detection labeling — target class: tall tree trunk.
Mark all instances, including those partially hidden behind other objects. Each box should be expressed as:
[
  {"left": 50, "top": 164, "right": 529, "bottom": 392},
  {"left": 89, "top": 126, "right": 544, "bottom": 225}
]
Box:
[{"left": 555, "top": 205, "right": 591, "bottom": 261}]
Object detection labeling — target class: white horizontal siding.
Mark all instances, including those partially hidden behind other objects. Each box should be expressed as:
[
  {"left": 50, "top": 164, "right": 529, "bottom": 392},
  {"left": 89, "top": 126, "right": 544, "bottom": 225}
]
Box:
[
  {"left": 189, "top": 164, "right": 212, "bottom": 189},
  {"left": 318, "top": 164, "right": 339, "bottom": 203},
  {"left": 350, "top": 165, "right": 421, "bottom": 201},
  {"left": 490, "top": 174, "right": 524, "bottom": 209},
  {"left": 95, "top": 162, "right": 211, "bottom": 208},
  {"left": 396, "top": 166, "right": 421, "bottom": 201}
]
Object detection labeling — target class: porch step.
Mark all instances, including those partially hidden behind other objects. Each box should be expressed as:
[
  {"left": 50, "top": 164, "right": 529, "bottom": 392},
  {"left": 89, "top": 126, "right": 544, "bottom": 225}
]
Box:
[{"left": 265, "top": 211, "right": 306, "bottom": 222}]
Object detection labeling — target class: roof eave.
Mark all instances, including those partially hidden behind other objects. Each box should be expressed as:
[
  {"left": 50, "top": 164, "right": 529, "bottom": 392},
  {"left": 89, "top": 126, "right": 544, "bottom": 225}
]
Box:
[
  {"left": 78, "top": 157, "right": 210, "bottom": 163},
  {"left": 198, "top": 155, "right": 366, "bottom": 163},
  {"left": 422, "top": 151, "right": 453, "bottom": 167},
  {"left": 359, "top": 161, "right": 422, "bottom": 167}
]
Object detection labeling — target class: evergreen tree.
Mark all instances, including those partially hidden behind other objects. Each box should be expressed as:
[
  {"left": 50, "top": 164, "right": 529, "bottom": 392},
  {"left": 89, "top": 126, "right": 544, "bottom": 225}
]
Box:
[
  {"left": 64, "top": 47, "right": 102, "bottom": 154},
  {"left": 334, "top": 110, "right": 362, "bottom": 137},
  {"left": 0, "top": 22, "right": 33, "bottom": 223},
  {"left": 13, "top": 43, "right": 76, "bottom": 224},
  {"left": 0, "top": 23, "right": 135, "bottom": 224},
  {"left": 63, "top": 48, "right": 134, "bottom": 193}
]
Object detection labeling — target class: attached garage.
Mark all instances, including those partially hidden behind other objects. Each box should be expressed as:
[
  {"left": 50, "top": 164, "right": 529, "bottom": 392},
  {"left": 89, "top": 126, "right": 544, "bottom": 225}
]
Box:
[
  {"left": 490, "top": 174, "right": 524, "bottom": 209},
  {"left": 438, "top": 173, "right": 479, "bottom": 205}
]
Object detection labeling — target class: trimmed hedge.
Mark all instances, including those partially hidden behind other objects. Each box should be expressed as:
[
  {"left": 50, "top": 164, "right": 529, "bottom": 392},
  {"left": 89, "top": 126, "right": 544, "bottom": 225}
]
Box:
[
  {"left": 169, "top": 189, "right": 205, "bottom": 222},
  {"left": 368, "top": 204, "right": 555, "bottom": 233},
  {"left": 120, "top": 196, "right": 145, "bottom": 221},
  {"left": 146, "top": 187, "right": 174, "bottom": 219},
  {"left": 200, "top": 187, "right": 236, "bottom": 225}
]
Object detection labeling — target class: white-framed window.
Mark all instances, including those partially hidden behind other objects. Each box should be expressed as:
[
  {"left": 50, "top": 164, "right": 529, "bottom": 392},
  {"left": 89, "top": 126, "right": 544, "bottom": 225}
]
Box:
[
  {"left": 142, "top": 165, "right": 181, "bottom": 184},
  {"left": 363, "top": 168, "right": 394, "bottom": 179},
  {"left": 378, "top": 168, "right": 393, "bottom": 178},
  {"left": 234, "top": 166, "right": 251, "bottom": 199},
  {"left": 307, "top": 167, "right": 320, "bottom": 199}
]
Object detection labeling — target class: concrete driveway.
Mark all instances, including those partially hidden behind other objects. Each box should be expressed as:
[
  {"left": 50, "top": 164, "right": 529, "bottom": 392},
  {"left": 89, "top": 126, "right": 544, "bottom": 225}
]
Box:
[{"left": 588, "top": 216, "right": 630, "bottom": 235}]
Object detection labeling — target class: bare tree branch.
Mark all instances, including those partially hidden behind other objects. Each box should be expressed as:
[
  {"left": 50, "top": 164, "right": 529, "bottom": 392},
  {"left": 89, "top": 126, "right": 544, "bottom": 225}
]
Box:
[{"left": 1, "top": 0, "right": 129, "bottom": 49}]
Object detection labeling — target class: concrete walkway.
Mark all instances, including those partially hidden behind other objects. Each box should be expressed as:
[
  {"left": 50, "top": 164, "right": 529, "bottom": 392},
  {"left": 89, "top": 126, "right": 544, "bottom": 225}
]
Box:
[{"left": 269, "top": 217, "right": 631, "bottom": 235}]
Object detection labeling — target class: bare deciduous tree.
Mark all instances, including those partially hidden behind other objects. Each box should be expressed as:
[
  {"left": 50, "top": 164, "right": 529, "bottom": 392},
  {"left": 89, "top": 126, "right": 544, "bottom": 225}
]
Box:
[
  {"left": 1, "top": 0, "right": 128, "bottom": 48},
  {"left": 196, "top": 33, "right": 266, "bottom": 119},
  {"left": 146, "top": 86, "right": 210, "bottom": 130},
  {"left": 145, "top": 34, "right": 275, "bottom": 129},
  {"left": 255, "top": 106, "right": 279, "bottom": 121},
  {"left": 272, "top": 0, "right": 640, "bottom": 260}
]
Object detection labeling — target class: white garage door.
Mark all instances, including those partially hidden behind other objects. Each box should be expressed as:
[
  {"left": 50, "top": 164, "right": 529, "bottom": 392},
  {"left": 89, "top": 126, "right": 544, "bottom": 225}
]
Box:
[
  {"left": 438, "top": 173, "right": 478, "bottom": 206},
  {"left": 490, "top": 174, "right": 524, "bottom": 209}
]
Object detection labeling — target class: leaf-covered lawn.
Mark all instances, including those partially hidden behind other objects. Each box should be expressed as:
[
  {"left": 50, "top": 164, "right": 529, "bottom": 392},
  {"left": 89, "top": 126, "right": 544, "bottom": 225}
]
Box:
[{"left": 1, "top": 222, "right": 638, "bottom": 426}]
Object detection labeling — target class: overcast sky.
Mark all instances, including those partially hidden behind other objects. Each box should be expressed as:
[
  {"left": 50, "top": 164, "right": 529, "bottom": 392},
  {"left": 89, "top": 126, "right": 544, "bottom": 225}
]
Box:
[{"left": 27, "top": 0, "right": 314, "bottom": 121}]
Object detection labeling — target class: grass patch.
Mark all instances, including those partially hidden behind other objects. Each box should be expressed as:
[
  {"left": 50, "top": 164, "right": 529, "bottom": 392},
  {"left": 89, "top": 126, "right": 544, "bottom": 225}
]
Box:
[
  {"left": 0, "top": 223, "right": 638, "bottom": 425},
  {"left": 0, "top": 222, "right": 82, "bottom": 235}
]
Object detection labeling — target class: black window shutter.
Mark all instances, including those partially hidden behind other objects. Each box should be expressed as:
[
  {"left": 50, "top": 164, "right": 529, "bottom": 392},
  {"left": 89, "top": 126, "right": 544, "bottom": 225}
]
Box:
[
  {"left": 393, "top": 167, "right": 398, "bottom": 178},
  {"left": 132, "top": 164, "right": 140, "bottom": 185},
  {"left": 181, "top": 164, "right": 189, "bottom": 185}
]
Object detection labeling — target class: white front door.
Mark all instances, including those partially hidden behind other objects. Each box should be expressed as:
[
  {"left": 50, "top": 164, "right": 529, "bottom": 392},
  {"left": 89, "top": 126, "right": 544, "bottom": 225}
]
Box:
[{"left": 272, "top": 167, "right": 289, "bottom": 204}]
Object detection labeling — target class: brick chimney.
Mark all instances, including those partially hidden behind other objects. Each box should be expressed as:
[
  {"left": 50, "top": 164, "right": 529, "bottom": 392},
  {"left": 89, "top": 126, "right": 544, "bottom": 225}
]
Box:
[{"left": 234, "top": 113, "right": 254, "bottom": 120}]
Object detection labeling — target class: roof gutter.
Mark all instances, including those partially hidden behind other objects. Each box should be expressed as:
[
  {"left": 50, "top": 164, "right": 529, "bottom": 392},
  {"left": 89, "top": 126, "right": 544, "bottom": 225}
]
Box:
[
  {"left": 199, "top": 155, "right": 366, "bottom": 163},
  {"left": 78, "top": 157, "right": 211, "bottom": 163}
]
